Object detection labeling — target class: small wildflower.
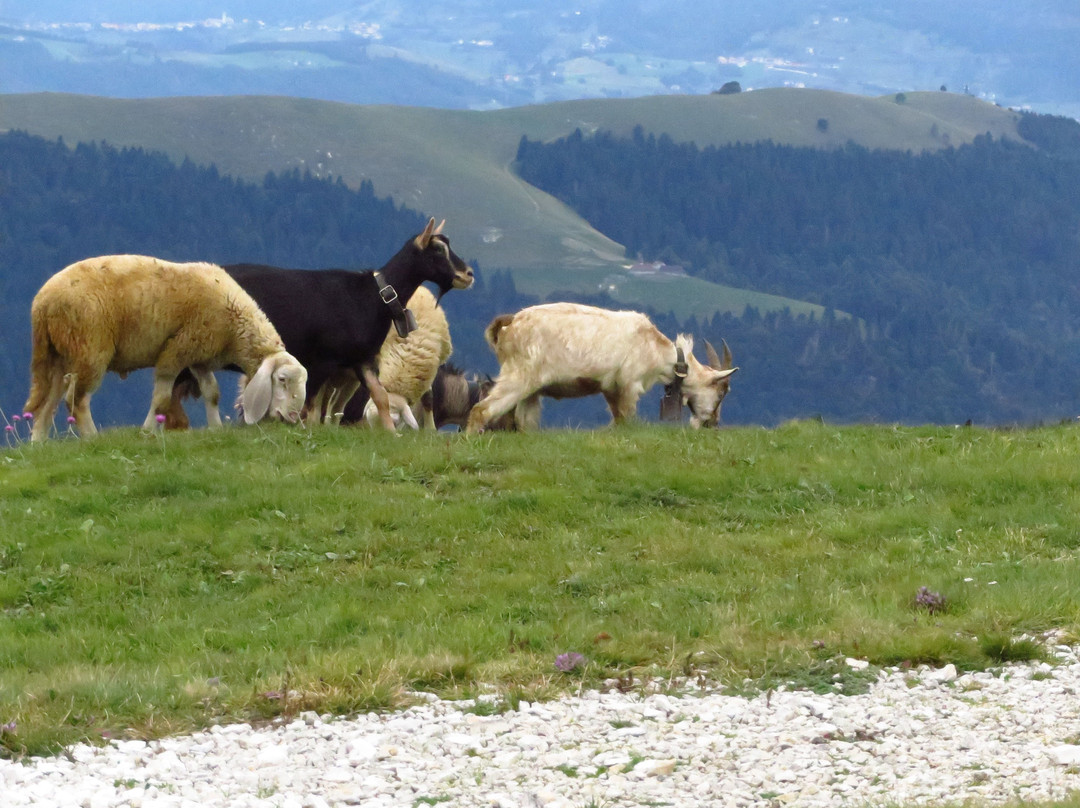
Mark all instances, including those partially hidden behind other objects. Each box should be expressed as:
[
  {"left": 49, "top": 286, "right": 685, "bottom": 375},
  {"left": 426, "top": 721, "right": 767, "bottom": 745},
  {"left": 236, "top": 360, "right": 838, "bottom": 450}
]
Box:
[
  {"left": 914, "top": 586, "right": 947, "bottom": 615},
  {"left": 0, "top": 721, "right": 15, "bottom": 734},
  {"left": 23, "top": 413, "right": 33, "bottom": 421},
  {"left": 4, "top": 425, "right": 11, "bottom": 434},
  {"left": 554, "top": 652, "right": 586, "bottom": 673},
  {"left": 67, "top": 416, "right": 76, "bottom": 424},
  {"left": 156, "top": 414, "right": 166, "bottom": 425},
  {"left": 11, "top": 415, "right": 19, "bottom": 422}
]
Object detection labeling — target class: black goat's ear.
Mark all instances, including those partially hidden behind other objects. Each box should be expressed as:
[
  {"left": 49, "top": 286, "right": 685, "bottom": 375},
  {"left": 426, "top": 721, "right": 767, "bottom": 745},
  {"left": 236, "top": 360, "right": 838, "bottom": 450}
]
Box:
[{"left": 416, "top": 217, "right": 437, "bottom": 249}]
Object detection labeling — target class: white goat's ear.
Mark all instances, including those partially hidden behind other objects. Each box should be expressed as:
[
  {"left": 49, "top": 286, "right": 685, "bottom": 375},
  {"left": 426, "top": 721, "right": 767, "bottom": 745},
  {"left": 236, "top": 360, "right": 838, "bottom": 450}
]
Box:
[
  {"left": 714, "top": 367, "right": 739, "bottom": 382},
  {"left": 242, "top": 357, "right": 275, "bottom": 424}
]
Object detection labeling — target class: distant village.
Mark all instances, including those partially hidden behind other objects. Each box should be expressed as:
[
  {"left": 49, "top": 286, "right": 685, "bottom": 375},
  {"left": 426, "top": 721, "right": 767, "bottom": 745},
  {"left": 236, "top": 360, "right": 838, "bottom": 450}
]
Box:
[{"left": 627, "top": 260, "right": 687, "bottom": 277}]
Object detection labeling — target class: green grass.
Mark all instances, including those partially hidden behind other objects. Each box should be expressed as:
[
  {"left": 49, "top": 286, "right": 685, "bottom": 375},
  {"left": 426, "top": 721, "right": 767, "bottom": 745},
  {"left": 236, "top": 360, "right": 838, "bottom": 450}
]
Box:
[
  {"left": 0, "top": 89, "right": 1023, "bottom": 320},
  {"left": 2, "top": 419, "right": 1079, "bottom": 757}
]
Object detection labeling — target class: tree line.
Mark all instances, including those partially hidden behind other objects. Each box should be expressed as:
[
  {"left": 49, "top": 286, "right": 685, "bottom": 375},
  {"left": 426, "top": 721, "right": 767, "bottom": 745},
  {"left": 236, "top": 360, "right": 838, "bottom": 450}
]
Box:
[
  {"left": 4, "top": 114, "right": 1080, "bottom": 430},
  {"left": 514, "top": 112, "right": 1080, "bottom": 425}
]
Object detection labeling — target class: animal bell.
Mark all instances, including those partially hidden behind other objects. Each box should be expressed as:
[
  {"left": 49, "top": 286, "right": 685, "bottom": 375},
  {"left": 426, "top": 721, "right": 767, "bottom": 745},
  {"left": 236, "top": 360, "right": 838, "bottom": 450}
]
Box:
[
  {"left": 394, "top": 308, "right": 419, "bottom": 337},
  {"left": 660, "top": 384, "right": 684, "bottom": 422}
]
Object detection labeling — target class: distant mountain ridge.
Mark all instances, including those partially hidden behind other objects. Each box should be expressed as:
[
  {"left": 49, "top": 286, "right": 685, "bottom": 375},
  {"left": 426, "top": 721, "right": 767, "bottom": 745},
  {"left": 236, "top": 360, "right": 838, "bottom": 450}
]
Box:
[
  {"left": 0, "top": 88, "right": 1027, "bottom": 320},
  {"left": 2, "top": 1, "right": 1078, "bottom": 119}
]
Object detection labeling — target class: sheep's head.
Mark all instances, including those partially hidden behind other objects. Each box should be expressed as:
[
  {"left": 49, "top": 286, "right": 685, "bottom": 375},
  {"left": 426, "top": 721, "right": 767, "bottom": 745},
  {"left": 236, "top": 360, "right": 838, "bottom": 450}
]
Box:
[
  {"left": 362, "top": 395, "right": 420, "bottom": 430},
  {"left": 677, "top": 336, "right": 737, "bottom": 429},
  {"left": 413, "top": 218, "right": 475, "bottom": 294},
  {"left": 242, "top": 352, "right": 308, "bottom": 424}
]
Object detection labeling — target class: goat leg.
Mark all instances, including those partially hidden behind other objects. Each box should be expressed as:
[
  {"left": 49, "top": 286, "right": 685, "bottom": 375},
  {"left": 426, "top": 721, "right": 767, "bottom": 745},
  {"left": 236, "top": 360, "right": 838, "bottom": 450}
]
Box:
[{"left": 361, "top": 365, "right": 396, "bottom": 430}]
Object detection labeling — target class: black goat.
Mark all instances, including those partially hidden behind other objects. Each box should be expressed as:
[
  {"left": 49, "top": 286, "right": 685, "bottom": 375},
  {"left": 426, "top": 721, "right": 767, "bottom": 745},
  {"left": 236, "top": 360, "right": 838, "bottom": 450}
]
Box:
[{"left": 166, "top": 218, "right": 473, "bottom": 429}]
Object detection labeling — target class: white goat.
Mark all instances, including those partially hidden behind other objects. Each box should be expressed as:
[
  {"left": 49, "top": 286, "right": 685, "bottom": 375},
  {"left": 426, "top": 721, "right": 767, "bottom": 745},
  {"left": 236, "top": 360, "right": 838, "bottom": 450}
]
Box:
[
  {"left": 310, "top": 286, "right": 452, "bottom": 428},
  {"left": 24, "top": 255, "right": 307, "bottom": 441},
  {"left": 465, "top": 302, "right": 737, "bottom": 433}
]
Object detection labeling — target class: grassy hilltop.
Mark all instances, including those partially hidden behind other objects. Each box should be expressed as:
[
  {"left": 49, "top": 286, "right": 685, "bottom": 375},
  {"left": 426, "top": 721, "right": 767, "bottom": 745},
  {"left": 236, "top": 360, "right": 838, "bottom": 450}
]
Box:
[
  {"left": 0, "top": 88, "right": 1023, "bottom": 321},
  {"left": 2, "top": 420, "right": 1078, "bottom": 757}
]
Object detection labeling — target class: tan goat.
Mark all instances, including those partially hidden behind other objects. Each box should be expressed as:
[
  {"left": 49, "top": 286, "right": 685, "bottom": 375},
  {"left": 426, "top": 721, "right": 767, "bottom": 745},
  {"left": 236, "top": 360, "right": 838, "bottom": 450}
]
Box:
[{"left": 466, "top": 302, "right": 736, "bottom": 432}]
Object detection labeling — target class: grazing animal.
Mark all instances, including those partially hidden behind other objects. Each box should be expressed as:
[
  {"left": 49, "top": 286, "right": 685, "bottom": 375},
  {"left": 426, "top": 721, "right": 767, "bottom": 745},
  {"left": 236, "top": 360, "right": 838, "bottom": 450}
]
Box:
[
  {"left": 428, "top": 363, "right": 495, "bottom": 430},
  {"left": 326, "top": 361, "right": 492, "bottom": 430},
  {"left": 311, "top": 286, "right": 453, "bottom": 428},
  {"left": 465, "top": 302, "right": 737, "bottom": 433},
  {"left": 363, "top": 392, "right": 421, "bottom": 430},
  {"left": 166, "top": 218, "right": 473, "bottom": 429},
  {"left": 23, "top": 255, "right": 307, "bottom": 441}
]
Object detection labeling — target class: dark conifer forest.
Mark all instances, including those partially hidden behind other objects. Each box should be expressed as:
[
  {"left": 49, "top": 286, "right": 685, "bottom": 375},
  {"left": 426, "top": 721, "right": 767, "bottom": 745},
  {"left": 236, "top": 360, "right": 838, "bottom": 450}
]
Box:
[
  {"left": 2, "top": 112, "right": 1080, "bottom": 429},
  {"left": 515, "top": 113, "right": 1080, "bottom": 425}
]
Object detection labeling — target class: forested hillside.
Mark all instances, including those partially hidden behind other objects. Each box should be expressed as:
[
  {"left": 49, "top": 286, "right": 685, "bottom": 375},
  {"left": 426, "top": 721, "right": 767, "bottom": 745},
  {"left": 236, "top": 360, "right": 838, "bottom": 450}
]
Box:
[
  {"left": 515, "top": 113, "right": 1080, "bottom": 425},
  {"left": 5, "top": 116, "right": 1080, "bottom": 430}
]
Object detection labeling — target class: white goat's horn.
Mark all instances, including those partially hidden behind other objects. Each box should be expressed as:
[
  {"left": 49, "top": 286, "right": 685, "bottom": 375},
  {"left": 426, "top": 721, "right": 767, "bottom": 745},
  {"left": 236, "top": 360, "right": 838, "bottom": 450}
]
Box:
[
  {"left": 703, "top": 339, "right": 733, "bottom": 371},
  {"left": 705, "top": 340, "right": 723, "bottom": 370}
]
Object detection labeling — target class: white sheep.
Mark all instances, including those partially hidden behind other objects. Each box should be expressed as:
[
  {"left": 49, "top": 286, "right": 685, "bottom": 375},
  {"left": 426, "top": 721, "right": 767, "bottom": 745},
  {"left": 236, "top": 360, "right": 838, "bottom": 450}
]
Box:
[
  {"left": 366, "top": 392, "right": 421, "bottom": 430},
  {"left": 309, "top": 285, "right": 452, "bottom": 428},
  {"left": 23, "top": 254, "right": 307, "bottom": 441},
  {"left": 465, "top": 302, "right": 737, "bottom": 432}
]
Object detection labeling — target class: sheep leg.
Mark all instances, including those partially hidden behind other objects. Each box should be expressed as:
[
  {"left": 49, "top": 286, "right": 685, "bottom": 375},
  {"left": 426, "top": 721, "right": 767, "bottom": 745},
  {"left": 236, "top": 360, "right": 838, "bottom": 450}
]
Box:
[
  {"left": 303, "top": 384, "right": 326, "bottom": 427},
  {"left": 65, "top": 361, "right": 105, "bottom": 437},
  {"left": 361, "top": 365, "right": 396, "bottom": 430},
  {"left": 68, "top": 381, "right": 98, "bottom": 437},
  {"left": 162, "top": 384, "right": 191, "bottom": 431},
  {"left": 145, "top": 369, "right": 182, "bottom": 430},
  {"left": 189, "top": 367, "right": 222, "bottom": 428},
  {"left": 28, "top": 366, "right": 67, "bottom": 442},
  {"left": 466, "top": 378, "right": 531, "bottom": 433}
]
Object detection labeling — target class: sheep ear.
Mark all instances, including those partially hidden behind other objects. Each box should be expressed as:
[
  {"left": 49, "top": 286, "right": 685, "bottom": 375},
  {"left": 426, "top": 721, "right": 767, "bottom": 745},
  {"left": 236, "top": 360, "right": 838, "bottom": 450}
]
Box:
[
  {"left": 401, "top": 404, "right": 420, "bottom": 430},
  {"left": 416, "top": 217, "right": 437, "bottom": 249},
  {"left": 242, "top": 357, "right": 275, "bottom": 424}
]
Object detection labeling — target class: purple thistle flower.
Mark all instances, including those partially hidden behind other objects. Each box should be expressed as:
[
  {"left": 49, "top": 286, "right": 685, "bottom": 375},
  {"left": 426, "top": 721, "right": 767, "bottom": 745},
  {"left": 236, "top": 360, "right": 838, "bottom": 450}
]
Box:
[
  {"left": 23, "top": 413, "right": 33, "bottom": 420},
  {"left": 0, "top": 720, "right": 15, "bottom": 734},
  {"left": 4, "top": 425, "right": 12, "bottom": 433},
  {"left": 67, "top": 416, "right": 77, "bottom": 424},
  {"left": 915, "top": 586, "right": 947, "bottom": 614},
  {"left": 11, "top": 415, "right": 19, "bottom": 422},
  {"left": 554, "top": 652, "right": 586, "bottom": 673},
  {"left": 156, "top": 414, "right": 167, "bottom": 425}
]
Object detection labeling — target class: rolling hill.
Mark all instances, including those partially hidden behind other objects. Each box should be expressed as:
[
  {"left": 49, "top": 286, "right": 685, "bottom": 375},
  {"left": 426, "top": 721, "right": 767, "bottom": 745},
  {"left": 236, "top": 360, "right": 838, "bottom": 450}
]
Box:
[{"left": 0, "top": 88, "right": 1026, "bottom": 321}]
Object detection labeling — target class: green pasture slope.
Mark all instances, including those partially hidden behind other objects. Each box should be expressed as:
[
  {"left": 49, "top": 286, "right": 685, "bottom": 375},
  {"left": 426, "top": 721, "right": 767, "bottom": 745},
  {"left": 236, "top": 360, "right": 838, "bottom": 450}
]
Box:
[
  {"left": 0, "top": 88, "right": 1023, "bottom": 321},
  {"left": 2, "top": 420, "right": 1079, "bottom": 759}
]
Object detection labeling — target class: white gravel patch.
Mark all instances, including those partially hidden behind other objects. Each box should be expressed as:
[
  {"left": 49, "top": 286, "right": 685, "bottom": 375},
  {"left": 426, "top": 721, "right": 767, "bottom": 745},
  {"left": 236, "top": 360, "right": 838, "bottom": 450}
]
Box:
[{"left": 5, "top": 647, "right": 1080, "bottom": 807}]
